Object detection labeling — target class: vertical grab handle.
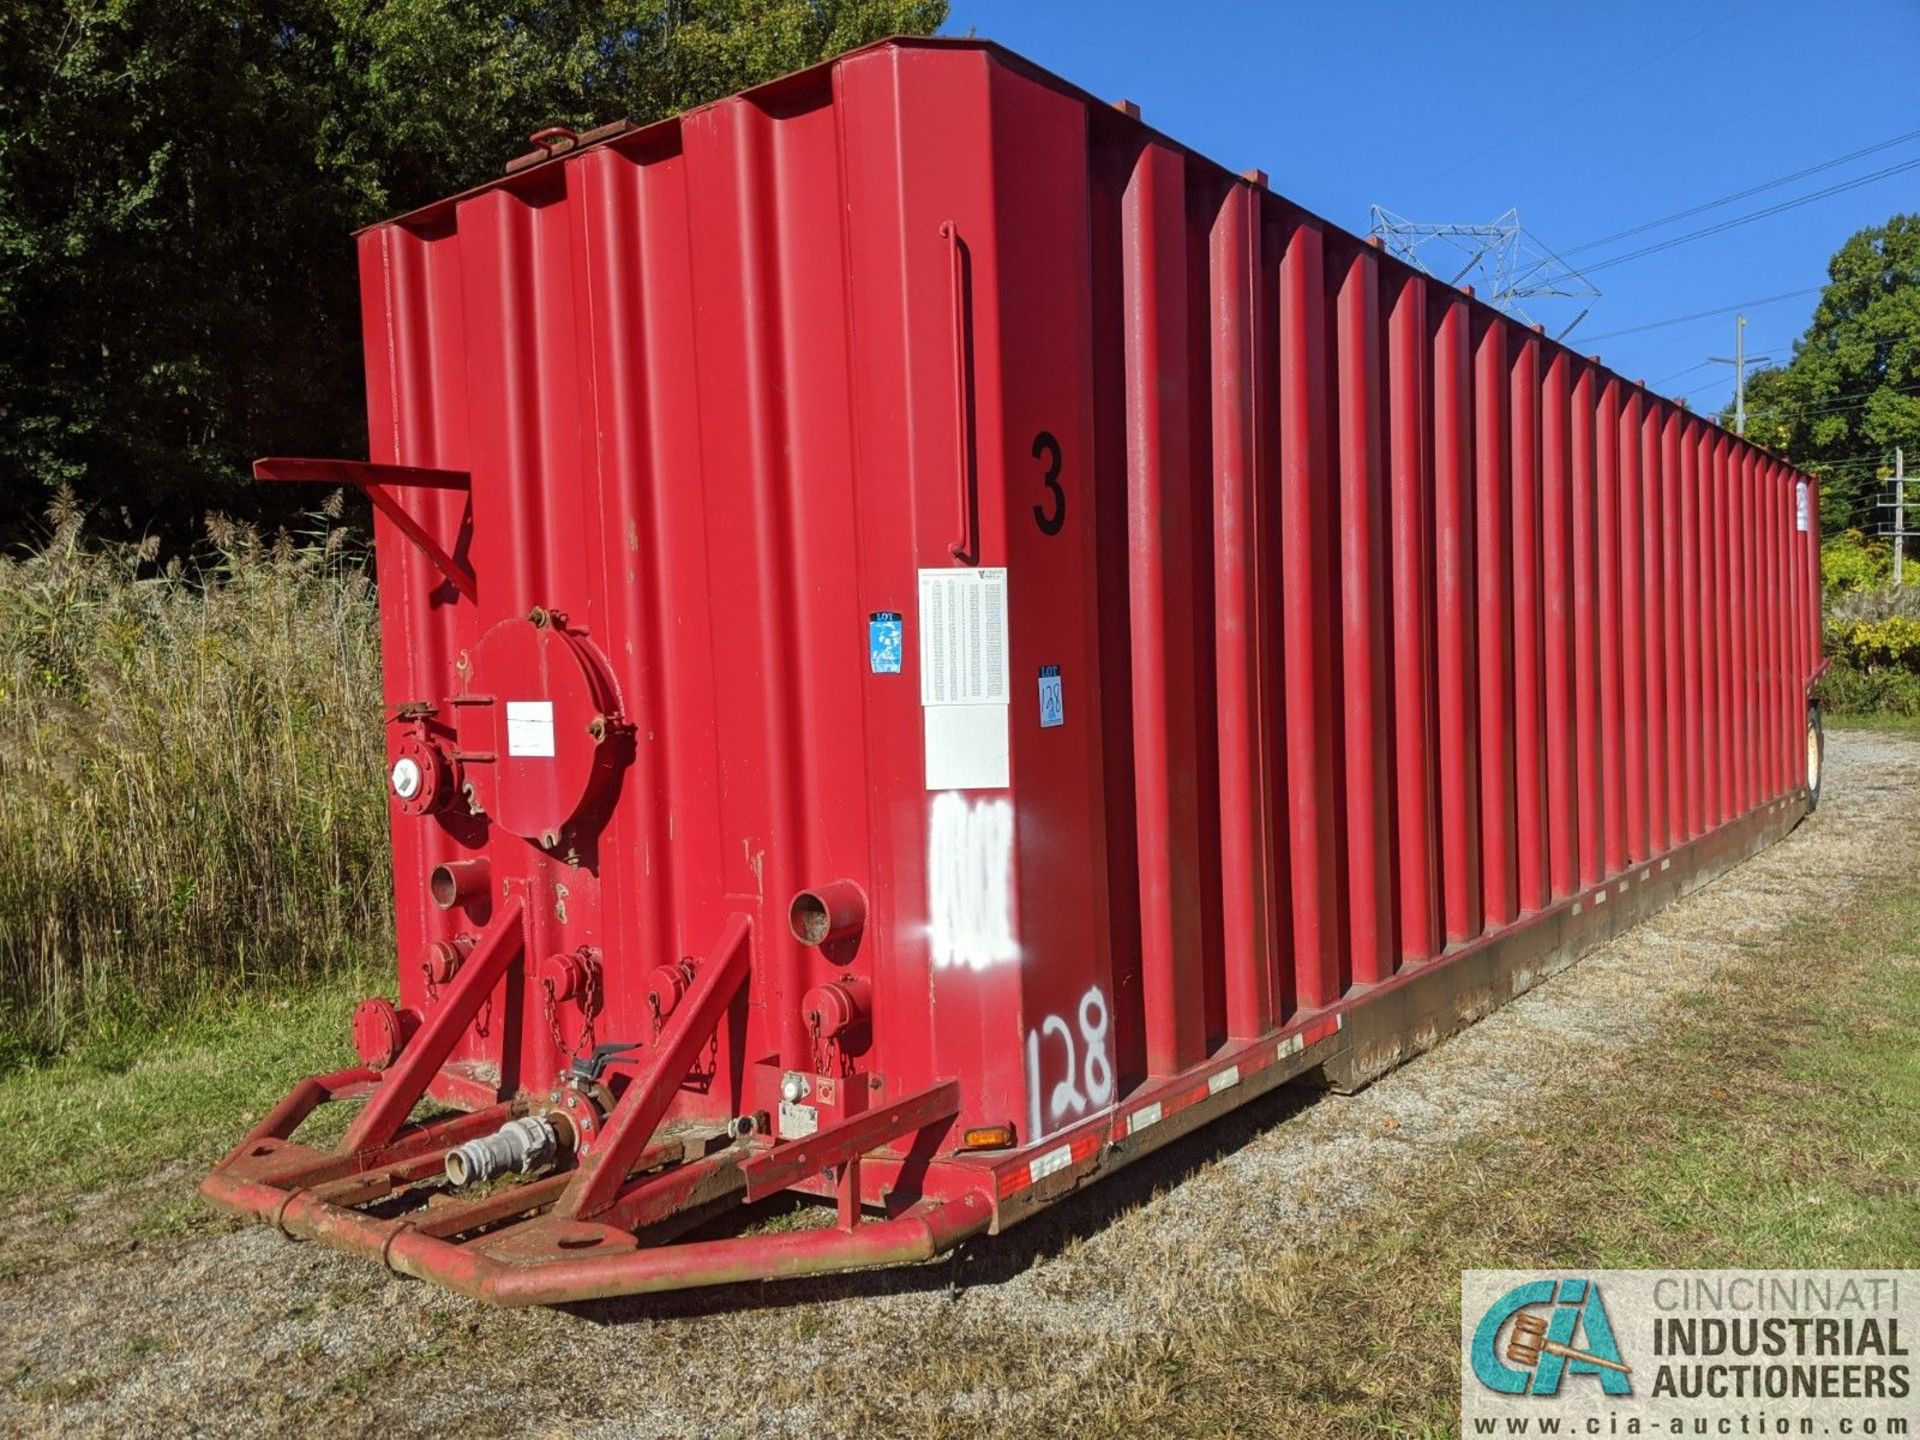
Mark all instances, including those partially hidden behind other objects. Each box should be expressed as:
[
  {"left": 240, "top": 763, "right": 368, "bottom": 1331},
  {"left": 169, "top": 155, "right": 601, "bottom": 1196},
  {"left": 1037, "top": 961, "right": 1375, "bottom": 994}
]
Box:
[{"left": 940, "top": 220, "right": 977, "bottom": 565}]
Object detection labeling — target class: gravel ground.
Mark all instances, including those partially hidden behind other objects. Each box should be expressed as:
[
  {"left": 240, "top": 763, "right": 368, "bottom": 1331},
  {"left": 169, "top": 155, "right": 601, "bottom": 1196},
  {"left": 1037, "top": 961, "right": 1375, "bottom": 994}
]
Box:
[{"left": 2, "top": 728, "right": 1913, "bottom": 1440}]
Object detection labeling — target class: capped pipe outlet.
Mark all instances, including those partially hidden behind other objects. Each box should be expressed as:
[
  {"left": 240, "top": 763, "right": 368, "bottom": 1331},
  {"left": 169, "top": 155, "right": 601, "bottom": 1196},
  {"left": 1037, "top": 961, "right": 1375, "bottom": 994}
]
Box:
[
  {"left": 351, "top": 997, "right": 419, "bottom": 1069},
  {"left": 788, "top": 879, "right": 867, "bottom": 948},
  {"left": 801, "top": 975, "right": 871, "bottom": 1041},
  {"left": 429, "top": 857, "right": 490, "bottom": 911},
  {"left": 423, "top": 934, "right": 476, "bottom": 986},
  {"left": 444, "top": 1114, "right": 564, "bottom": 1188}
]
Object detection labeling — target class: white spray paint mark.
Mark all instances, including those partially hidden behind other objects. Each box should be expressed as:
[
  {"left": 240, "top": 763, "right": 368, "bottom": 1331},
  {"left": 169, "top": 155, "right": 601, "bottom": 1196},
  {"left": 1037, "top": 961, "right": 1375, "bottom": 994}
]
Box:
[
  {"left": 927, "top": 791, "right": 1019, "bottom": 971},
  {"left": 1025, "top": 985, "right": 1115, "bottom": 1141}
]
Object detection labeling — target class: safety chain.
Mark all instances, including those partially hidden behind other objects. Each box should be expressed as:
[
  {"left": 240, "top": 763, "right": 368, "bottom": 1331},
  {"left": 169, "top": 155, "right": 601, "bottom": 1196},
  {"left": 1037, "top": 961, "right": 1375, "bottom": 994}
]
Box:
[{"left": 542, "top": 959, "right": 601, "bottom": 1065}]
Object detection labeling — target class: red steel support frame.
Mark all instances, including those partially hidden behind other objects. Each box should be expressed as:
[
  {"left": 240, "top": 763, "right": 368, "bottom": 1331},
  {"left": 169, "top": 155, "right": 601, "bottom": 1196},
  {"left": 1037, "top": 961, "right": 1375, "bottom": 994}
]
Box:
[
  {"left": 558, "top": 913, "right": 753, "bottom": 1220},
  {"left": 255, "top": 457, "right": 476, "bottom": 603},
  {"left": 342, "top": 896, "right": 525, "bottom": 1153}
]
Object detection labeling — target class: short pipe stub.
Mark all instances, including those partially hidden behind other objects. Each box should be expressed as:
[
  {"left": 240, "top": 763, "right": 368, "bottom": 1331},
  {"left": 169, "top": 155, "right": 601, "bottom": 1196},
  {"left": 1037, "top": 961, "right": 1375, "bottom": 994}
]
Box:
[
  {"left": 429, "top": 858, "right": 490, "bottom": 911},
  {"left": 788, "top": 880, "right": 867, "bottom": 948}
]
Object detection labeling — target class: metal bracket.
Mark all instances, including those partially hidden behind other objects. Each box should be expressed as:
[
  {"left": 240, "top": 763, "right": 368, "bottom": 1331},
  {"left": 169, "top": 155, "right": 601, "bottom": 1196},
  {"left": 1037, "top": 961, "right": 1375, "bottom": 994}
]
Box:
[
  {"left": 739, "top": 1079, "right": 960, "bottom": 1203},
  {"left": 254, "top": 456, "right": 476, "bottom": 603}
]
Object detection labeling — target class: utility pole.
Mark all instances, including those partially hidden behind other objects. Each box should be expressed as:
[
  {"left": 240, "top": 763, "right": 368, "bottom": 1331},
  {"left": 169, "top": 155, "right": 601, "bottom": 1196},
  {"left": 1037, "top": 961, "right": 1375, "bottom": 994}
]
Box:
[
  {"left": 1899, "top": 448, "right": 1908, "bottom": 587},
  {"left": 1879, "top": 447, "right": 1910, "bottom": 585},
  {"left": 1709, "top": 315, "right": 1772, "bottom": 436}
]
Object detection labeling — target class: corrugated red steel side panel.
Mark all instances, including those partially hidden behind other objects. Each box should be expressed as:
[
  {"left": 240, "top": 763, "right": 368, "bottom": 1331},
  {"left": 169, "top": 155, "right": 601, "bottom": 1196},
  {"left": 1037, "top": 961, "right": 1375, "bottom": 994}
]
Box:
[
  {"left": 1570, "top": 362, "right": 1603, "bottom": 890},
  {"left": 1335, "top": 244, "right": 1393, "bottom": 988},
  {"left": 1640, "top": 397, "right": 1668, "bottom": 858},
  {"left": 1509, "top": 331, "right": 1546, "bottom": 915},
  {"left": 1540, "top": 347, "right": 1576, "bottom": 902},
  {"left": 346, "top": 40, "right": 1824, "bottom": 1211},
  {"left": 1387, "top": 273, "right": 1440, "bottom": 962},
  {"left": 1432, "top": 291, "right": 1482, "bottom": 946}
]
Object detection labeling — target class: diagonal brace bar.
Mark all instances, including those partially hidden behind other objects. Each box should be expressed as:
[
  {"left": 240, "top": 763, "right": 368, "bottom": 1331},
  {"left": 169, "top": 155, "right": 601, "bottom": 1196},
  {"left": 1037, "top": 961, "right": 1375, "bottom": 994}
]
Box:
[
  {"left": 340, "top": 895, "right": 526, "bottom": 1154},
  {"left": 557, "top": 913, "right": 753, "bottom": 1220},
  {"left": 739, "top": 1079, "right": 960, "bottom": 1203},
  {"left": 255, "top": 456, "right": 477, "bottom": 603}
]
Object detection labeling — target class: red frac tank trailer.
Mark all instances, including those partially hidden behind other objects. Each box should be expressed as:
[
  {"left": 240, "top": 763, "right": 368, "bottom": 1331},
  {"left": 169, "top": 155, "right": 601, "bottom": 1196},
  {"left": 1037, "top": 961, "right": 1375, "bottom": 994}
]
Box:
[{"left": 203, "top": 38, "right": 1828, "bottom": 1306}]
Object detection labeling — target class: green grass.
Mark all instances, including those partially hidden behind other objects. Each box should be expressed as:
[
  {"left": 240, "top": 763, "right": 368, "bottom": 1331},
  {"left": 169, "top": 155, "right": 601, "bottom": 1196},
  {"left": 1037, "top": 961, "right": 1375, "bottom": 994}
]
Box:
[
  {"left": 0, "top": 959, "right": 376, "bottom": 1214},
  {"left": 1591, "top": 885, "right": 1920, "bottom": 1265},
  {"left": 0, "top": 498, "right": 390, "bottom": 1066}
]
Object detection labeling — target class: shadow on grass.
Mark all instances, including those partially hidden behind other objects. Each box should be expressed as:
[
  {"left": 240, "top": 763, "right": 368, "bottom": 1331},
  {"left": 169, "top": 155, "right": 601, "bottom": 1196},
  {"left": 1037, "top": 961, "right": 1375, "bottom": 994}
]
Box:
[{"left": 556, "top": 1075, "right": 1325, "bottom": 1327}]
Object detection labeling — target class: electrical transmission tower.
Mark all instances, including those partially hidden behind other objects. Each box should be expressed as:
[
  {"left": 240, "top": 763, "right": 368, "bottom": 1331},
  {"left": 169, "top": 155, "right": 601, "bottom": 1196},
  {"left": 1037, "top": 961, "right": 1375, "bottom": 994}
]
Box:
[{"left": 1367, "top": 206, "right": 1602, "bottom": 338}]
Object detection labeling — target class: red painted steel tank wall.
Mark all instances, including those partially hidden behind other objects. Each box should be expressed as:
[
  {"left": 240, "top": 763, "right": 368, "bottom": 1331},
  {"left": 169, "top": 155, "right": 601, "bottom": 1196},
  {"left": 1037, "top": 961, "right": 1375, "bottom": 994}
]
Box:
[{"left": 350, "top": 38, "right": 1822, "bottom": 1156}]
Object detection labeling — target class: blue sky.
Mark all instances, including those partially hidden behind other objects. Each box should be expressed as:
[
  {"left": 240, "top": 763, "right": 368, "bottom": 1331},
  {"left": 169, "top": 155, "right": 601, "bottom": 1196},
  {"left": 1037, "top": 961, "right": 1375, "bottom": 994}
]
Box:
[{"left": 944, "top": 1, "right": 1920, "bottom": 416}]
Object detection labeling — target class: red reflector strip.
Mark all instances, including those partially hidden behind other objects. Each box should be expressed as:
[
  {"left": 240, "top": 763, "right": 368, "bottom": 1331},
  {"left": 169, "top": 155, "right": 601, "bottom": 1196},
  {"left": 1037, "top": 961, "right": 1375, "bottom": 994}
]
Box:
[
  {"left": 997, "top": 1131, "right": 1104, "bottom": 1199},
  {"left": 996, "top": 1012, "right": 1347, "bottom": 1200}
]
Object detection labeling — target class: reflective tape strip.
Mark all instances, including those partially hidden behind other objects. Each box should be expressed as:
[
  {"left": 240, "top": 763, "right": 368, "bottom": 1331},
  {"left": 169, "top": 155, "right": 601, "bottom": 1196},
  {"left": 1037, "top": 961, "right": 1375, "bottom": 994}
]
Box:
[
  {"left": 1028, "top": 1144, "right": 1072, "bottom": 1185},
  {"left": 1001, "top": 1010, "right": 1349, "bottom": 1198}
]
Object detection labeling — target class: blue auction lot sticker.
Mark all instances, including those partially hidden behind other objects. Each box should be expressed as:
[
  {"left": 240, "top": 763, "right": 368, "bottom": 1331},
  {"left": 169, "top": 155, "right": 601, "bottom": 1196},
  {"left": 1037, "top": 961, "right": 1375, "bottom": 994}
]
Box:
[
  {"left": 1038, "top": 665, "right": 1063, "bottom": 727},
  {"left": 869, "top": 612, "right": 903, "bottom": 674}
]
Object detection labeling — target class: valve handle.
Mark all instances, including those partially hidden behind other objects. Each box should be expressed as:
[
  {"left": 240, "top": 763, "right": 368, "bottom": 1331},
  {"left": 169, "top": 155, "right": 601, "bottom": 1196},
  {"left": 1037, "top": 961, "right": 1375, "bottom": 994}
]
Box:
[{"left": 568, "top": 1039, "right": 641, "bottom": 1084}]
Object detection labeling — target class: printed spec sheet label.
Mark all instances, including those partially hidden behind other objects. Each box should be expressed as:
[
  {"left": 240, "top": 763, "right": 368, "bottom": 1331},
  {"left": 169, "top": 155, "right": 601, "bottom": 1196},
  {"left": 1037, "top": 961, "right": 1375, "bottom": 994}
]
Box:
[{"left": 918, "top": 568, "right": 1010, "bottom": 790}]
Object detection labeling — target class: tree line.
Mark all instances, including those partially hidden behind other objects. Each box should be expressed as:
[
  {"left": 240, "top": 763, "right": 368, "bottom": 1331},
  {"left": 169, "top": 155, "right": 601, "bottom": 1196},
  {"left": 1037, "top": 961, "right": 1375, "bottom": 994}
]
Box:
[{"left": 0, "top": 0, "right": 944, "bottom": 545}]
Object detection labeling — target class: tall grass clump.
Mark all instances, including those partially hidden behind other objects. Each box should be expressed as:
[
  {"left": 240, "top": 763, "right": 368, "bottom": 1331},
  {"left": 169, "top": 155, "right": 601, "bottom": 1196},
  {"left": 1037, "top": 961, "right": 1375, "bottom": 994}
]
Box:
[{"left": 0, "top": 494, "right": 391, "bottom": 1067}]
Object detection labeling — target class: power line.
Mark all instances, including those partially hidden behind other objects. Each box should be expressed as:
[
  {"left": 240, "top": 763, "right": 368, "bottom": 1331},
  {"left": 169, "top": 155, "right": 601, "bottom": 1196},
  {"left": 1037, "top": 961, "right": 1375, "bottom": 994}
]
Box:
[
  {"left": 1748, "top": 381, "right": 1920, "bottom": 422},
  {"left": 1581, "top": 288, "right": 1823, "bottom": 343},
  {"left": 1577, "top": 156, "right": 1920, "bottom": 276},
  {"left": 1563, "top": 127, "right": 1920, "bottom": 257},
  {"left": 1653, "top": 360, "right": 1715, "bottom": 386}
]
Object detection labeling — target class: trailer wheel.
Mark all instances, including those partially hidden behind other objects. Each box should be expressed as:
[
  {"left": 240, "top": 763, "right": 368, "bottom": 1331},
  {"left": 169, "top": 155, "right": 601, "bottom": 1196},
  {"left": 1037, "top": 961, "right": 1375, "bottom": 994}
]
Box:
[{"left": 1805, "top": 702, "right": 1824, "bottom": 812}]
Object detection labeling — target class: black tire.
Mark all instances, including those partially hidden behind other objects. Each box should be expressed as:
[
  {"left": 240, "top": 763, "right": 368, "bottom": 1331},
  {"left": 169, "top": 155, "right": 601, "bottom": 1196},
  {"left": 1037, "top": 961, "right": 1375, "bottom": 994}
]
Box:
[{"left": 1805, "top": 702, "right": 1824, "bottom": 813}]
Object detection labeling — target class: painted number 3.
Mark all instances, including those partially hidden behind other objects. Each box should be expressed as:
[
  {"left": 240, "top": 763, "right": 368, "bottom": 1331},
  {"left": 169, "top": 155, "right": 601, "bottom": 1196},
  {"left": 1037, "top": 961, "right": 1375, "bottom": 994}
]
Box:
[
  {"left": 1026, "top": 987, "right": 1115, "bottom": 1141},
  {"left": 1031, "top": 431, "right": 1065, "bottom": 536}
]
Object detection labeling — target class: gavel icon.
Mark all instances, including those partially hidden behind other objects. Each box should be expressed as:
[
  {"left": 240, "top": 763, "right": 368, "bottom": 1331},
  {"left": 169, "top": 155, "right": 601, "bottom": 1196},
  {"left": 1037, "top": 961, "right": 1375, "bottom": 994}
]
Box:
[{"left": 1506, "top": 1312, "right": 1633, "bottom": 1375}]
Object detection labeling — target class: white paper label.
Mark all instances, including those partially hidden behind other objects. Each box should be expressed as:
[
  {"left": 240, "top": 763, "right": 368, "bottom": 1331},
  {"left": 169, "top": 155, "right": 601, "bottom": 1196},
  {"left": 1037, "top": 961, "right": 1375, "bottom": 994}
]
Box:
[
  {"left": 505, "top": 700, "right": 555, "bottom": 758},
  {"left": 919, "top": 568, "right": 1011, "bottom": 789},
  {"left": 1796, "top": 479, "right": 1811, "bottom": 532},
  {"left": 778, "top": 1100, "right": 818, "bottom": 1139},
  {"left": 924, "top": 704, "right": 1009, "bottom": 791},
  {"left": 918, "top": 568, "right": 1009, "bottom": 705}
]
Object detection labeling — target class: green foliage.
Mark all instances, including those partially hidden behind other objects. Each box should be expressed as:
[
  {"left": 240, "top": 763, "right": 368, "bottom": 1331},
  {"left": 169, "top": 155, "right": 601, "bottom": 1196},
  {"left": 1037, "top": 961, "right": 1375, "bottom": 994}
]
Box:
[
  {"left": 0, "top": 0, "right": 946, "bottom": 542},
  {"left": 1826, "top": 614, "right": 1920, "bottom": 671},
  {"left": 1820, "top": 528, "right": 1891, "bottom": 594},
  {"left": 1728, "top": 214, "right": 1920, "bottom": 533},
  {"left": 1816, "top": 659, "right": 1920, "bottom": 718},
  {"left": 0, "top": 497, "right": 389, "bottom": 1065}
]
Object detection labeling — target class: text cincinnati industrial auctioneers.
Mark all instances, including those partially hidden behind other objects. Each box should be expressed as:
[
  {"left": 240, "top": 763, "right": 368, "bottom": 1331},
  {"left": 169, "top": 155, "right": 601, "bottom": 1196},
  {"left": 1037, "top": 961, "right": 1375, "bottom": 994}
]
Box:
[{"left": 1647, "top": 1275, "right": 1910, "bottom": 1403}]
